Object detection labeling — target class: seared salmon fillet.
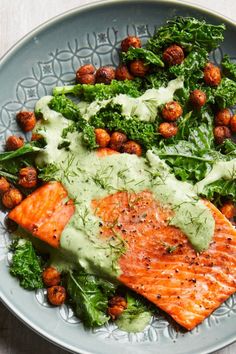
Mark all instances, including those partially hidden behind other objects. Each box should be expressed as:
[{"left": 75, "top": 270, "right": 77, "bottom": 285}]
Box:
[
  {"left": 9, "top": 182, "right": 75, "bottom": 248},
  {"left": 92, "top": 191, "right": 236, "bottom": 330}
]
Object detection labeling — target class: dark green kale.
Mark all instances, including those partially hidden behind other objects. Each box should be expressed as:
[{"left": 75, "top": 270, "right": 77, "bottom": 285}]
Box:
[
  {"left": 121, "top": 47, "right": 164, "bottom": 67},
  {"left": 67, "top": 271, "right": 116, "bottom": 327},
  {"left": 169, "top": 48, "right": 208, "bottom": 86},
  {"left": 214, "top": 77, "right": 236, "bottom": 108},
  {"left": 221, "top": 54, "right": 236, "bottom": 81},
  {"left": 217, "top": 139, "right": 236, "bottom": 157},
  {"left": 147, "top": 17, "right": 225, "bottom": 53},
  {"left": 89, "top": 103, "right": 158, "bottom": 149},
  {"left": 53, "top": 79, "right": 143, "bottom": 101},
  {"left": 155, "top": 121, "right": 220, "bottom": 182},
  {"left": 200, "top": 179, "right": 236, "bottom": 203},
  {"left": 10, "top": 239, "right": 43, "bottom": 290},
  {"left": 48, "top": 95, "right": 82, "bottom": 121},
  {"left": 142, "top": 71, "right": 170, "bottom": 90},
  {"left": 82, "top": 125, "right": 98, "bottom": 150}
]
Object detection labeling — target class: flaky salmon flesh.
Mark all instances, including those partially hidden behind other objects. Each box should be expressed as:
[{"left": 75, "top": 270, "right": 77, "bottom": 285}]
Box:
[{"left": 9, "top": 175, "right": 236, "bottom": 330}]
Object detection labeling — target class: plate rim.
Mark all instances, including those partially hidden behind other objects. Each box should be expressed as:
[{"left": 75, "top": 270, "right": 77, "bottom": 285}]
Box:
[{"left": 0, "top": 0, "right": 236, "bottom": 353}]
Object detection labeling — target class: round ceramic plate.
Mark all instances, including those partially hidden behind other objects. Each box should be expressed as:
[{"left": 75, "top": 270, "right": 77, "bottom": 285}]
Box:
[{"left": 0, "top": 1, "right": 236, "bottom": 353}]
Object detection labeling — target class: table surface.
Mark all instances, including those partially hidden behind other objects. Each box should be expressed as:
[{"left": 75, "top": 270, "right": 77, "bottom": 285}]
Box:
[{"left": 0, "top": 0, "right": 236, "bottom": 353}]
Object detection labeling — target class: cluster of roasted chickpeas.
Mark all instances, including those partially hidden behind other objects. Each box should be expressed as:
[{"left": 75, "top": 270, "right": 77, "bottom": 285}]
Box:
[
  {"left": 42, "top": 267, "right": 66, "bottom": 306},
  {"left": 95, "top": 128, "right": 142, "bottom": 156},
  {"left": 213, "top": 108, "right": 236, "bottom": 144},
  {"left": 42, "top": 265, "right": 128, "bottom": 317},
  {"left": 76, "top": 37, "right": 232, "bottom": 144},
  {"left": 0, "top": 111, "right": 38, "bottom": 209}
]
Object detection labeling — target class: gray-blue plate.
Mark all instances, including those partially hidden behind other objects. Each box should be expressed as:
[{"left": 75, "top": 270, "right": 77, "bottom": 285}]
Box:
[{"left": 0, "top": 1, "right": 235, "bottom": 353}]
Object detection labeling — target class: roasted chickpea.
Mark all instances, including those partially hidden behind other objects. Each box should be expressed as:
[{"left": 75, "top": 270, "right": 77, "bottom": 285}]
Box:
[
  {"left": 18, "top": 167, "right": 38, "bottom": 188},
  {"left": 129, "top": 60, "right": 149, "bottom": 77},
  {"left": 121, "top": 36, "right": 141, "bottom": 52},
  {"left": 190, "top": 89, "right": 207, "bottom": 109},
  {"left": 76, "top": 64, "right": 96, "bottom": 85},
  {"left": 213, "top": 126, "right": 231, "bottom": 144},
  {"left": 2, "top": 188, "right": 23, "bottom": 209},
  {"left": 31, "top": 133, "right": 43, "bottom": 141},
  {"left": 6, "top": 135, "right": 24, "bottom": 151},
  {"left": 204, "top": 62, "right": 221, "bottom": 86},
  {"left": 115, "top": 65, "right": 134, "bottom": 81},
  {"left": 215, "top": 108, "right": 232, "bottom": 126},
  {"left": 121, "top": 141, "right": 142, "bottom": 156},
  {"left": 158, "top": 122, "right": 178, "bottom": 138},
  {"left": 95, "top": 66, "right": 115, "bottom": 84},
  {"left": 95, "top": 128, "right": 111, "bottom": 148},
  {"left": 0, "top": 177, "right": 10, "bottom": 195},
  {"left": 162, "top": 101, "right": 183, "bottom": 121},
  {"left": 220, "top": 201, "right": 235, "bottom": 219},
  {"left": 107, "top": 296, "right": 127, "bottom": 320},
  {"left": 163, "top": 44, "right": 184, "bottom": 66},
  {"left": 47, "top": 285, "right": 66, "bottom": 306},
  {"left": 230, "top": 114, "right": 236, "bottom": 133},
  {"left": 42, "top": 267, "right": 61, "bottom": 287},
  {"left": 16, "top": 111, "right": 36, "bottom": 132},
  {"left": 109, "top": 132, "right": 127, "bottom": 151}
]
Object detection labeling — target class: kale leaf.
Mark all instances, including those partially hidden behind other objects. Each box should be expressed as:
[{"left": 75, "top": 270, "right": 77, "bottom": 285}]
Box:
[
  {"left": 142, "top": 71, "right": 170, "bottom": 90},
  {"left": 67, "top": 271, "right": 116, "bottom": 327},
  {"left": 147, "top": 17, "right": 225, "bottom": 53},
  {"left": 82, "top": 125, "right": 98, "bottom": 150},
  {"left": 89, "top": 103, "right": 158, "bottom": 149},
  {"left": 121, "top": 47, "right": 164, "bottom": 67},
  {"left": 200, "top": 179, "right": 236, "bottom": 202},
  {"left": 155, "top": 122, "right": 219, "bottom": 182},
  {"left": 10, "top": 239, "right": 43, "bottom": 290},
  {"left": 214, "top": 77, "right": 236, "bottom": 108},
  {"left": 169, "top": 47, "right": 208, "bottom": 86},
  {"left": 221, "top": 54, "right": 236, "bottom": 81},
  {"left": 53, "top": 79, "right": 143, "bottom": 101},
  {"left": 49, "top": 95, "right": 82, "bottom": 121}
]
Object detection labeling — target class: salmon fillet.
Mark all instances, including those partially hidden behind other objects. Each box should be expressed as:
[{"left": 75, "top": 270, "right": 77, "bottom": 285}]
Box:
[
  {"left": 92, "top": 191, "right": 236, "bottom": 330},
  {"left": 9, "top": 182, "right": 75, "bottom": 248}
]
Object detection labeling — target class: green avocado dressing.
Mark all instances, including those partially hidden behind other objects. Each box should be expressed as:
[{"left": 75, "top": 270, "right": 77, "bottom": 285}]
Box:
[
  {"left": 194, "top": 159, "right": 236, "bottom": 194},
  {"left": 34, "top": 93, "right": 215, "bottom": 279}
]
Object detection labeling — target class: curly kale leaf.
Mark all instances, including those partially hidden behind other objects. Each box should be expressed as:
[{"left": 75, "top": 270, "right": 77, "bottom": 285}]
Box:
[
  {"left": 217, "top": 139, "right": 236, "bottom": 157},
  {"left": 221, "top": 54, "right": 236, "bottom": 81},
  {"left": 200, "top": 179, "right": 236, "bottom": 202},
  {"left": 82, "top": 125, "right": 98, "bottom": 150},
  {"left": 49, "top": 95, "right": 82, "bottom": 121},
  {"left": 10, "top": 239, "right": 43, "bottom": 290},
  {"left": 89, "top": 103, "right": 158, "bottom": 149},
  {"left": 147, "top": 17, "right": 225, "bottom": 53},
  {"left": 53, "top": 79, "right": 143, "bottom": 101},
  {"left": 214, "top": 77, "right": 236, "bottom": 108},
  {"left": 67, "top": 271, "right": 116, "bottom": 327},
  {"left": 155, "top": 122, "right": 219, "bottom": 182},
  {"left": 121, "top": 47, "right": 164, "bottom": 67},
  {"left": 142, "top": 71, "right": 170, "bottom": 90},
  {"left": 169, "top": 47, "right": 208, "bottom": 86}
]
